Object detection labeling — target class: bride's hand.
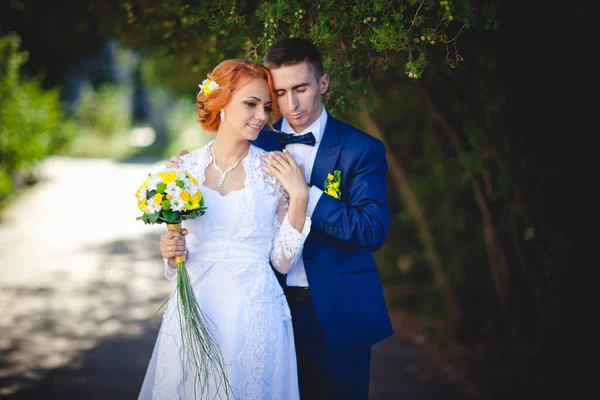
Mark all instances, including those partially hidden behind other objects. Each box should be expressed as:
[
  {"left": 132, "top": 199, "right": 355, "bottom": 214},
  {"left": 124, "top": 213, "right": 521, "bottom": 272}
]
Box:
[
  {"left": 165, "top": 149, "right": 189, "bottom": 169},
  {"left": 261, "top": 150, "right": 309, "bottom": 201},
  {"left": 160, "top": 228, "right": 188, "bottom": 269}
]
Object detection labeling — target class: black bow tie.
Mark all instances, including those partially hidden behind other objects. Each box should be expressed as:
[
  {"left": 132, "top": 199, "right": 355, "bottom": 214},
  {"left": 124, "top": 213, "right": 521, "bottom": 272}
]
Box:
[{"left": 277, "top": 131, "right": 316, "bottom": 147}]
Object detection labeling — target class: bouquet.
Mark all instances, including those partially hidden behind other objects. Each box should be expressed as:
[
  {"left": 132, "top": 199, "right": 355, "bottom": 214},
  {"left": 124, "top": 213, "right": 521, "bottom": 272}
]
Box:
[{"left": 135, "top": 169, "right": 229, "bottom": 397}]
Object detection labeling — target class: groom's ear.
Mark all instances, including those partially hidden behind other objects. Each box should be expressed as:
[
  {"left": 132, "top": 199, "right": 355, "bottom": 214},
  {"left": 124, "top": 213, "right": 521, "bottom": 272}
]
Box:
[{"left": 319, "top": 74, "right": 330, "bottom": 94}]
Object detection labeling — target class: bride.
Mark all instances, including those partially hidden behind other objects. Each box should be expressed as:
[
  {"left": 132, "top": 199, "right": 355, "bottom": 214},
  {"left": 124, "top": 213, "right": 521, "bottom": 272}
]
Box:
[{"left": 138, "top": 59, "right": 309, "bottom": 399}]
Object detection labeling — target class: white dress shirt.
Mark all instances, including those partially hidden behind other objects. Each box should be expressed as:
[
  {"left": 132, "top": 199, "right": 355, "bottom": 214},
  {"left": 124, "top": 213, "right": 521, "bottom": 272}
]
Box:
[{"left": 280, "top": 106, "right": 327, "bottom": 287}]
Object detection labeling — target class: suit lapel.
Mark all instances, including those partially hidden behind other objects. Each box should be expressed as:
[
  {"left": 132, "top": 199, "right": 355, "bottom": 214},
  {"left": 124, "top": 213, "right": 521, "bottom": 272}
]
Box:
[
  {"left": 310, "top": 114, "right": 342, "bottom": 188},
  {"left": 256, "top": 119, "right": 285, "bottom": 151},
  {"left": 272, "top": 119, "right": 285, "bottom": 151}
]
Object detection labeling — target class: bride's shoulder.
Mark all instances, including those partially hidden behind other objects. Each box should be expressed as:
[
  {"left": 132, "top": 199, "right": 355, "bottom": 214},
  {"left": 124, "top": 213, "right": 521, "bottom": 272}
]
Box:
[
  {"left": 249, "top": 143, "right": 267, "bottom": 158},
  {"left": 181, "top": 142, "right": 212, "bottom": 163},
  {"left": 249, "top": 144, "right": 270, "bottom": 169}
]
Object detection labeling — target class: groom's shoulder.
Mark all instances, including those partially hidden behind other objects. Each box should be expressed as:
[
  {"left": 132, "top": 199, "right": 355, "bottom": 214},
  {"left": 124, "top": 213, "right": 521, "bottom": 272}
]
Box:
[
  {"left": 253, "top": 122, "right": 281, "bottom": 151},
  {"left": 329, "top": 115, "right": 384, "bottom": 149}
]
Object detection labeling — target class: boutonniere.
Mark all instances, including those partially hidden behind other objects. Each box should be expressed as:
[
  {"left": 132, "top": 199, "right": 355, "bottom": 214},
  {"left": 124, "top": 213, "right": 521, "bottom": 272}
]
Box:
[{"left": 324, "top": 170, "right": 342, "bottom": 200}]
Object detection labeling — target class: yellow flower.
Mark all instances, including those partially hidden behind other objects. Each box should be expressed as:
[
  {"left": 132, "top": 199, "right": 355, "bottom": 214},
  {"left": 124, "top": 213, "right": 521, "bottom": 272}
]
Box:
[
  {"left": 184, "top": 200, "right": 195, "bottom": 211},
  {"left": 183, "top": 191, "right": 201, "bottom": 211},
  {"left": 138, "top": 199, "right": 147, "bottom": 213},
  {"left": 180, "top": 189, "right": 190, "bottom": 201},
  {"left": 159, "top": 171, "right": 178, "bottom": 184},
  {"left": 200, "top": 78, "right": 219, "bottom": 96},
  {"left": 192, "top": 191, "right": 202, "bottom": 203},
  {"left": 135, "top": 178, "right": 149, "bottom": 198},
  {"left": 326, "top": 187, "right": 338, "bottom": 198},
  {"left": 154, "top": 193, "right": 163, "bottom": 204},
  {"left": 166, "top": 194, "right": 173, "bottom": 200},
  {"left": 188, "top": 174, "right": 198, "bottom": 185},
  {"left": 323, "top": 170, "right": 342, "bottom": 200}
]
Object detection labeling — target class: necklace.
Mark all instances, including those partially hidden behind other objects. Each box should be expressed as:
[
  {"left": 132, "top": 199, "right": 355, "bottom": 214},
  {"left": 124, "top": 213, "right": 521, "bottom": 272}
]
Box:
[{"left": 211, "top": 144, "right": 249, "bottom": 188}]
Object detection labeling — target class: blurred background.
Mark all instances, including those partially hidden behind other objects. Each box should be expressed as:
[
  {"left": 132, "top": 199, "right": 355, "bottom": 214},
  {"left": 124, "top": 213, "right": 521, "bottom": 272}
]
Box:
[{"left": 1, "top": 1, "right": 572, "bottom": 399}]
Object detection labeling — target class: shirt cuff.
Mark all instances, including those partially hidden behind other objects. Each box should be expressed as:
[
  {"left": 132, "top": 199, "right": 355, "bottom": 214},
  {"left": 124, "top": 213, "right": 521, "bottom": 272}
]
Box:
[{"left": 307, "top": 185, "right": 323, "bottom": 217}]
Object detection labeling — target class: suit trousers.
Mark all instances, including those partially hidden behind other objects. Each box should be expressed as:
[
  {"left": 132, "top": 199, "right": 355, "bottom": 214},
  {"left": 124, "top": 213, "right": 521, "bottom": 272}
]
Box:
[{"left": 285, "top": 288, "right": 372, "bottom": 400}]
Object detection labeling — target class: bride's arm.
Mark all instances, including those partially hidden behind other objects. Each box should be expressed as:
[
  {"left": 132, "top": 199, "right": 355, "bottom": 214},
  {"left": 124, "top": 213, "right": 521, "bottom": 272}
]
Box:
[
  {"left": 262, "top": 150, "right": 311, "bottom": 273},
  {"left": 270, "top": 193, "right": 311, "bottom": 274}
]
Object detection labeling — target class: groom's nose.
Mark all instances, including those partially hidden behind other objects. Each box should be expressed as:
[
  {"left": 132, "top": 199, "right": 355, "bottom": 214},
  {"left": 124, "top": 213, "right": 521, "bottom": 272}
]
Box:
[{"left": 286, "top": 93, "right": 299, "bottom": 111}]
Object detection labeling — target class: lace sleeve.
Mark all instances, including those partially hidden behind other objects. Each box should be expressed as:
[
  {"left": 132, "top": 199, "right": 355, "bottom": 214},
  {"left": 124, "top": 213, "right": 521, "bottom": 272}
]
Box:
[
  {"left": 164, "top": 259, "right": 177, "bottom": 280},
  {"left": 270, "top": 192, "right": 311, "bottom": 274}
]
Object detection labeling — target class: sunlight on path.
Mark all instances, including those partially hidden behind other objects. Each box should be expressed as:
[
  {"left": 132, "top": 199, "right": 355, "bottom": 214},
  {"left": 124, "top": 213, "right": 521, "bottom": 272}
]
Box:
[
  {"left": 0, "top": 157, "right": 471, "bottom": 400},
  {"left": 0, "top": 156, "right": 172, "bottom": 395}
]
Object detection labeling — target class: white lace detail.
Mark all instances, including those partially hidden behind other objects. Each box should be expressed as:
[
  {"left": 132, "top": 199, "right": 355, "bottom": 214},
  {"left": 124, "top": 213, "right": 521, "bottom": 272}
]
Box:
[
  {"left": 141, "top": 142, "right": 304, "bottom": 400},
  {"left": 270, "top": 214, "right": 311, "bottom": 272}
]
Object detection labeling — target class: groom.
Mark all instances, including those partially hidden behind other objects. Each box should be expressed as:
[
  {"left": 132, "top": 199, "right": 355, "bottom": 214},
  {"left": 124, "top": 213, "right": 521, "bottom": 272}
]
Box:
[
  {"left": 168, "top": 38, "right": 393, "bottom": 399},
  {"left": 255, "top": 38, "right": 392, "bottom": 399}
]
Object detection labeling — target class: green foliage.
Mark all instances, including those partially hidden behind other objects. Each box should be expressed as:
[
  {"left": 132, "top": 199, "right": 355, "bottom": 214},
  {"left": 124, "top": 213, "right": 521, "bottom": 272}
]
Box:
[
  {"left": 164, "top": 96, "right": 212, "bottom": 158},
  {"left": 75, "top": 83, "right": 132, "bottom": 137},
  {"left": 0, "top": 33, "right": 74, "bottom": 201},
  {"left": 59, "top": 82, "right": 135, "bottom": 158},
  {"left": 104, "top": 0, "right": 499, "bottom": 114},
  {"left": 136, "top": 206, "right": 206, "bottom": 224}
]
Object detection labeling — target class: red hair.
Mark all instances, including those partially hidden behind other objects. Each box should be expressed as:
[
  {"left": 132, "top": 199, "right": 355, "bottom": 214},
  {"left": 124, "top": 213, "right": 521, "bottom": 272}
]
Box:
[{"left": 196, "top": 59, "right": 279, "bottom": 131}]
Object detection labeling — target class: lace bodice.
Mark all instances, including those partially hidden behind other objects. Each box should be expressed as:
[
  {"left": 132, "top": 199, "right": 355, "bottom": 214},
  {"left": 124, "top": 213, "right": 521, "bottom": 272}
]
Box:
[{"left": 164, "top": 141, "right": 310, "bottom": 281}]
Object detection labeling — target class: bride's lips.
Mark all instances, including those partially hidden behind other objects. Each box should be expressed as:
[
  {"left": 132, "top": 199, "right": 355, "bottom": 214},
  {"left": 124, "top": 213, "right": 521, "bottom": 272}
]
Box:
[{"left": 247, "top": 123, "right": 264, "bottom": 131}]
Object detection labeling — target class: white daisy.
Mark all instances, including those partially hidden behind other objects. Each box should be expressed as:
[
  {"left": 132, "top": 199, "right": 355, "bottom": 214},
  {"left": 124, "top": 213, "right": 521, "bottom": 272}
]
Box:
[
  {"left": 184, "top": 181, "right": 198, "bottom": 194},
  {"left": 176, "top": 171, "right": 187, "bottom": 181},
  {"left": 146, "top": 198, "right": 162, "bottom": 214},
  {"left": 147, "top": 175, "right": 162, "bottom": 191},
  {"left": 171, "top": 198, "right": 185, "bottom": 212},
  {"left": 165, "top": 181, "right": 182, "bottom": 197}
]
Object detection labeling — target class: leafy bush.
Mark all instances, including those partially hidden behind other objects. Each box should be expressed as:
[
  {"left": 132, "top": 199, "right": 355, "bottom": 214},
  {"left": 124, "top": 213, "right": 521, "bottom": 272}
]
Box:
[
  {"left": 74, "top": 83, "right": 132, "bottom": 137},
  {"left": 59, "top": 82, "right": 135, "bottom": 158},
  {"left": 0, "top": 33, "right": 74, "bottom": 202}
]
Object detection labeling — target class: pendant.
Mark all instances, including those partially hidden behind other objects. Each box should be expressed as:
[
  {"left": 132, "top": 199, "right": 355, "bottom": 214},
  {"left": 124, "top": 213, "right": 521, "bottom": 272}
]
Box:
[{"left": 211, "top": 144, "right": 249, "bottom": 189}]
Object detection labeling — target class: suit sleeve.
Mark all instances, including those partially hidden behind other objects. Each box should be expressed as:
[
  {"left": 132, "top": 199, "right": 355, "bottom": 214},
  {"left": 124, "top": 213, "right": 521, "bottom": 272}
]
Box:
[{"left": 310, "top": 139, "right": 390, "bottom": 251}]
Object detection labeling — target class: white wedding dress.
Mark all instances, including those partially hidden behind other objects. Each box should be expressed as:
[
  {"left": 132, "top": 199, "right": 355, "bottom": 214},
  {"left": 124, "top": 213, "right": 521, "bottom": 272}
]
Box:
[{"left": 138, "top": 142, "right": 309, "bottom": 400}]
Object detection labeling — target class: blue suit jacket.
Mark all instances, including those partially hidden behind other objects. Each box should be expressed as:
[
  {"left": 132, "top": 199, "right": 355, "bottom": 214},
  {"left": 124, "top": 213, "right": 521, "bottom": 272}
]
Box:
[{"left": 252, "top": 113, "right": 393, "bottom": 354}]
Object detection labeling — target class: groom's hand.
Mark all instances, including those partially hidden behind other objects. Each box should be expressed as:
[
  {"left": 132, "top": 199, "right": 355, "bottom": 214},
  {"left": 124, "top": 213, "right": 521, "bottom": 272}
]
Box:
[{"left": 165, "top": 149, "right": 189, "bottom": 169}]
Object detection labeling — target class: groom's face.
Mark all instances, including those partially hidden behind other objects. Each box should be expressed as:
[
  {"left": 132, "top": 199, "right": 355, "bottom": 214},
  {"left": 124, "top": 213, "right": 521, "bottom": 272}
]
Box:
[{"left": 270, "top": 62, "right": 329, "bottom": 133}]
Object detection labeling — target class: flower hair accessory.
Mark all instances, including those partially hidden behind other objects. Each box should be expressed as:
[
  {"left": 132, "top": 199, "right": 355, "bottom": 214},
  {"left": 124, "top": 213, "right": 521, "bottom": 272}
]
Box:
[{"left": 199, "top": 78, "right": 219, "bottom": 96}]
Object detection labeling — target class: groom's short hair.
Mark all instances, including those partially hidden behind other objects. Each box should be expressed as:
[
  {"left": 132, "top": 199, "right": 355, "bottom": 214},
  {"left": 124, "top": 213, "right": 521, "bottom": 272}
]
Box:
[{"left": 264, "top": 38, "right": 324, "bottom": 80}]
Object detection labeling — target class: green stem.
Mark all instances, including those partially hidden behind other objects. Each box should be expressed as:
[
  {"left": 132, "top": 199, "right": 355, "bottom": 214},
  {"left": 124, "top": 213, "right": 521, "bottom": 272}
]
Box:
[{"left": 175, "top": 261, "right": 231, "bottom": 398}]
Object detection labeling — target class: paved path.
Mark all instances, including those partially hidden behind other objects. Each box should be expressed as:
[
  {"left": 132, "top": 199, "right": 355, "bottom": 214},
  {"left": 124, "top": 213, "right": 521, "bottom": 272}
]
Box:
[{"left": 0, "top": 156, "right": 472, "bottom": 399}]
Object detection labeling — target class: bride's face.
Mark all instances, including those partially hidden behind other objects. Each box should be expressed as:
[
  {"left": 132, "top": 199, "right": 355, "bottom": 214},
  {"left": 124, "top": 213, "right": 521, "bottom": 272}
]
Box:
[{"left": 221, "top": 78, "right": 273, "bottom": 141}]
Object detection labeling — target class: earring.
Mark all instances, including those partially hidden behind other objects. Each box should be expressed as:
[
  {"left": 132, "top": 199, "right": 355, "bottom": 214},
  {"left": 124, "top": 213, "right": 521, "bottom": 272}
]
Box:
[{"left": 220, "top": 110, "right": 225, "bottom": 121}]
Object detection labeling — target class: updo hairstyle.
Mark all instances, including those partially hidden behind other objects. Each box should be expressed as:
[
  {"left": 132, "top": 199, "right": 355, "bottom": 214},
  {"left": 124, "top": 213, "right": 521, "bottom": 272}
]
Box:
[{"left": 195, "top": 59, "right": 279, "bottom": 131}]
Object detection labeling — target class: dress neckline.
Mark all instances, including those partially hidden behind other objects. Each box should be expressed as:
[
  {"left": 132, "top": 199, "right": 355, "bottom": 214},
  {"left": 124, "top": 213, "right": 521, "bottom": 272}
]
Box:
[
  {"left": 201, "top": 184, "right": 248, "bottom": 198},
  {"left": 198, "top": 141, "right": 255, "bottom": 197}
]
